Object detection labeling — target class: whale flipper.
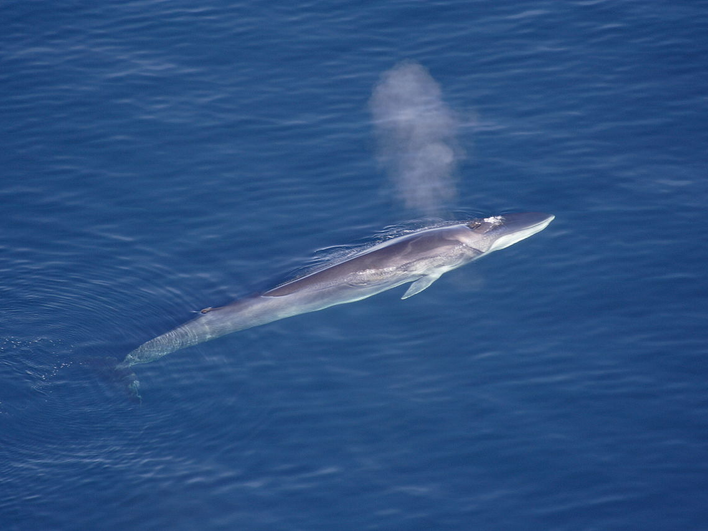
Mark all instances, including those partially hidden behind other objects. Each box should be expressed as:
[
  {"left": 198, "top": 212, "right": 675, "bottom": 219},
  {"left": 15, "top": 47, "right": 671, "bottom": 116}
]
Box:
[{"left": 401, "top": 274, "right": 441, "bottom": 300}]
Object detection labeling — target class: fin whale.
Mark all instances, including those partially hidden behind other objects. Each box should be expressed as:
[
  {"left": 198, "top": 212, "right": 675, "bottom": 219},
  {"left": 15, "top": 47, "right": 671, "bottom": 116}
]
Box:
[{"left": 120, "top": 213, "right": 554, "bottom": 378}]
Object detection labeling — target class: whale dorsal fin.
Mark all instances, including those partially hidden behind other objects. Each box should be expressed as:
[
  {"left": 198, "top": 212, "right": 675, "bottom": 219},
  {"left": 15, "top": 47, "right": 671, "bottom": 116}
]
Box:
[{"left": 401, "top": 274, "right": 441, "bottom": 300}]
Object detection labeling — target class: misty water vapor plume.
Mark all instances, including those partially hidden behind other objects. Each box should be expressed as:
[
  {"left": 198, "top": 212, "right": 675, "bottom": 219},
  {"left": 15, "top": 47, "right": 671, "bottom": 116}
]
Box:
[{"left": 370, "top": 61, "right": 464, "bottom": 217}]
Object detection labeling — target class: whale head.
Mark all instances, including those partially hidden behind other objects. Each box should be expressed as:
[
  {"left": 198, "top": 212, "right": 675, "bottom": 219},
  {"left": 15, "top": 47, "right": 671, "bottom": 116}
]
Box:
[{"left": 464, "top": 212, "right": 555, "bottom": 254}]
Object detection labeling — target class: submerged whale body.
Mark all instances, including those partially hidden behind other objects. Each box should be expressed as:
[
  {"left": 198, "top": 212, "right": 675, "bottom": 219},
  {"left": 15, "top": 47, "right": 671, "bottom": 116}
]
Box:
[{"left": 120, "top": 213, "right": 554, "bottom": 378}]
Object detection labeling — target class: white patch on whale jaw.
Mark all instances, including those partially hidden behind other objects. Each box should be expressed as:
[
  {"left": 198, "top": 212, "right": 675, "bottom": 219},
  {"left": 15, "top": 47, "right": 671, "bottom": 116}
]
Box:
[{"left": 487, "top": 217, "right": 554, "bottom": 253}]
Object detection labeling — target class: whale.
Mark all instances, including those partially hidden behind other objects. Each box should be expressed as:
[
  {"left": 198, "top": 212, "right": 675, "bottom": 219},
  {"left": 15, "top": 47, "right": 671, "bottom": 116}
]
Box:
[{"left": 120, "top": 212, "right": 554, "bottom": 381}]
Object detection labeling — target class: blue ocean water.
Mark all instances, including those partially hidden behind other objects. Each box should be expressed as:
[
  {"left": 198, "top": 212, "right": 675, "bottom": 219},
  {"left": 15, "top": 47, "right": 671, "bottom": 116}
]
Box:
[{"left": 2, "top": 1, "right": 708, "bottom": 530}]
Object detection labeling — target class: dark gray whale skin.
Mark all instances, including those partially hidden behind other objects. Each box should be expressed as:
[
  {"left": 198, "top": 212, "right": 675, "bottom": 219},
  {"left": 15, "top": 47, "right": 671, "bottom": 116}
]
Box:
[{"left": 120, "top": 213, "right": 554, "bottom": 369}]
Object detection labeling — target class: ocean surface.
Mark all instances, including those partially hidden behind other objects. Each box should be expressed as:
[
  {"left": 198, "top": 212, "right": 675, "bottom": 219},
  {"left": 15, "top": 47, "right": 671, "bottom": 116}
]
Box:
[{"left": 2, "top": 1, "right": 708, "bottom": 530}]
